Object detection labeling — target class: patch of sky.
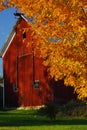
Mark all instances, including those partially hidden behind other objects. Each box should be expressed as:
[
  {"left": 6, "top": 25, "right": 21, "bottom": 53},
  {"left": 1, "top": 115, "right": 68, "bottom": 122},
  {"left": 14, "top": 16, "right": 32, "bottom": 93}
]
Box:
[
  {"left": 83, "top": 7, "right": 87, "bottom": 11},
  {"left": 4, "top": 0, "right": 8, "bottom": 5},
  {"left": 25, "top": 16, "right": 35, "bottom": 24},
  {"left": 58, "top": 21, "right": 64, "bottom": 25},
  {"left": 0, "top": 7, "right": 17, "bottom": 49},
  {"left": 48, "top": 37, "right": 62, "bottom": 43}
]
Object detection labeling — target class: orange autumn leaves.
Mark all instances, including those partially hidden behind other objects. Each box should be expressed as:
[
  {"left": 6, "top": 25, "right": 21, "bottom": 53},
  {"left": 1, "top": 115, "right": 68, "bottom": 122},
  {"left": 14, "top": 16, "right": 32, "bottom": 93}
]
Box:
[{"left": 0, "top": 0, "right": 87, "bottom": 102}]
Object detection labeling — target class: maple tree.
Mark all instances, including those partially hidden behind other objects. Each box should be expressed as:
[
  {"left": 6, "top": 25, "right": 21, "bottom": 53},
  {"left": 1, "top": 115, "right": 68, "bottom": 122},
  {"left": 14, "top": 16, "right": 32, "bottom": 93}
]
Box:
[{"left": 0, "top": 0, "right": 87, "bottom": 102}]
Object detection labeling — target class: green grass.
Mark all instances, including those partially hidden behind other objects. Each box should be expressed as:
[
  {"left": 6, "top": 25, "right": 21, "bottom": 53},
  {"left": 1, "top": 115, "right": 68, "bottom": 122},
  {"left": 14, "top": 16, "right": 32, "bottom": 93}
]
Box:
[{"left": 0, "top": 109, "right": 87, "bottom": 130}]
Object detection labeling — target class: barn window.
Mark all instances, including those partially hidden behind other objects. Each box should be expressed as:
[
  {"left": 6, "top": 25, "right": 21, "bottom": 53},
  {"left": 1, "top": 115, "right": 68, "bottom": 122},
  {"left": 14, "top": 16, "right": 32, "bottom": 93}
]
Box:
[
  {"left": 34, "top": 80, "right": 40, "bottom": 88},
  {"left": 23, "top": 31, "right": 26, "bottom": 38},
  {"left": 13, "top": 84, "right": 18, "bottom": 92}
]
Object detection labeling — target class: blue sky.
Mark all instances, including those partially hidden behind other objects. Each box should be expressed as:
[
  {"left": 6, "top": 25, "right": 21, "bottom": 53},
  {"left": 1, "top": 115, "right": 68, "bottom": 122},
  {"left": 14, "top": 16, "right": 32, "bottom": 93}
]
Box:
[{"left": 0, "top": 7, "right": 17, "bottom": 76}]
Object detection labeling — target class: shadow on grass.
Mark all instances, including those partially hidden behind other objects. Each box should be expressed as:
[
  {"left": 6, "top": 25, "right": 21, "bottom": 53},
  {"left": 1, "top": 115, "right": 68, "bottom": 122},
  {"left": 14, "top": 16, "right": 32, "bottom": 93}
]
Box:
[{"left": 0, "top": 112, "right": 87, "bottom": 127}]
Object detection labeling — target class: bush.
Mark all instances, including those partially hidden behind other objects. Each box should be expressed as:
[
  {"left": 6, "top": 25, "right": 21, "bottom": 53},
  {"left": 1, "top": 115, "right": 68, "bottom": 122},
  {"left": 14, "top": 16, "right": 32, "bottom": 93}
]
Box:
[
  {"left": 57, "top": 100, "right": 87, "bottom": 117},
  {"left": 38, "top": 102, "right": 57, "bottom": 121}
]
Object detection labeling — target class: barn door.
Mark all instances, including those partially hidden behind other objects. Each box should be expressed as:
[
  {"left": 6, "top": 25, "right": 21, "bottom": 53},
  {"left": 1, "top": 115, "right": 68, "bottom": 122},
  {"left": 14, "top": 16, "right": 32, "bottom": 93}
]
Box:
[{"left": 17, "top": 53, "right": 33, "bottom": 107}]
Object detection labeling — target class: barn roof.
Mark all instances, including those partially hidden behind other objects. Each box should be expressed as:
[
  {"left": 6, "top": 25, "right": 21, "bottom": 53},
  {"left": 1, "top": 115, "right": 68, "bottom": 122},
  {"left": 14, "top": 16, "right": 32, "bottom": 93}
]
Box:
[{"left": 0, "top": 13, "right": 32, "bottom": 58}]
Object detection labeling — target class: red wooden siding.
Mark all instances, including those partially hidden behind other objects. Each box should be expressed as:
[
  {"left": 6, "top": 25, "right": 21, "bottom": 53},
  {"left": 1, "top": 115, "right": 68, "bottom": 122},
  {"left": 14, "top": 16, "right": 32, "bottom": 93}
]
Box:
[
  {"left": 3, "top": 17, "right": 76, "bottom": 108},
  {"left": 17, "top": 54, "right": 33, "bottom": 106}
]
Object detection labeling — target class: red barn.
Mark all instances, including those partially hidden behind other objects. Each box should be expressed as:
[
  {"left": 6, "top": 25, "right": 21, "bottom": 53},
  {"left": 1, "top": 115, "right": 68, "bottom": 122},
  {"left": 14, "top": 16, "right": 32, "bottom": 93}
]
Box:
[{"left": 0, "top": 13, "right": 76, "bottom": 108}]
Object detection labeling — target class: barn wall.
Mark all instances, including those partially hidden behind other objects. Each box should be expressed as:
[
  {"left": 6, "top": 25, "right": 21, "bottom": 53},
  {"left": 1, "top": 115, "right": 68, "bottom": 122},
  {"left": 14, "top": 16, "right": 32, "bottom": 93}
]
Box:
[
  {"left": 3, "top": 32, "right": 18, "bottom": 107},
  {"left": 3, "top": 18, "right": 53, "bottom": 107}
]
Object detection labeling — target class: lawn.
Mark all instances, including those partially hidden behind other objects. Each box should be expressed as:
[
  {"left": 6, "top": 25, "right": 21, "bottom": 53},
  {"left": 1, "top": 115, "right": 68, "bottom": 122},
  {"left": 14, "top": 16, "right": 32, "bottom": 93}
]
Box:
[{"left": 0, "top": 109, "right": 87, "bottom": 130}]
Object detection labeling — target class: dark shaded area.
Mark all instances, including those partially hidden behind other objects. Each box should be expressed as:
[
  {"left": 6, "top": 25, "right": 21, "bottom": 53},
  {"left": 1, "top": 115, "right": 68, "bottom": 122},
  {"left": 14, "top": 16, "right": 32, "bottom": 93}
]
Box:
[
  {"left": 4, "top": 72, "right": 18, "bottom": 107},
  {"left": 48, "top": 79, "right": 77, "bottom": 104},
  {"left": 0, "top": 87, "right": 3, "bottom": 108},
  {"left": 0, "top": 110, "right": 87, "bottom": 127}
]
